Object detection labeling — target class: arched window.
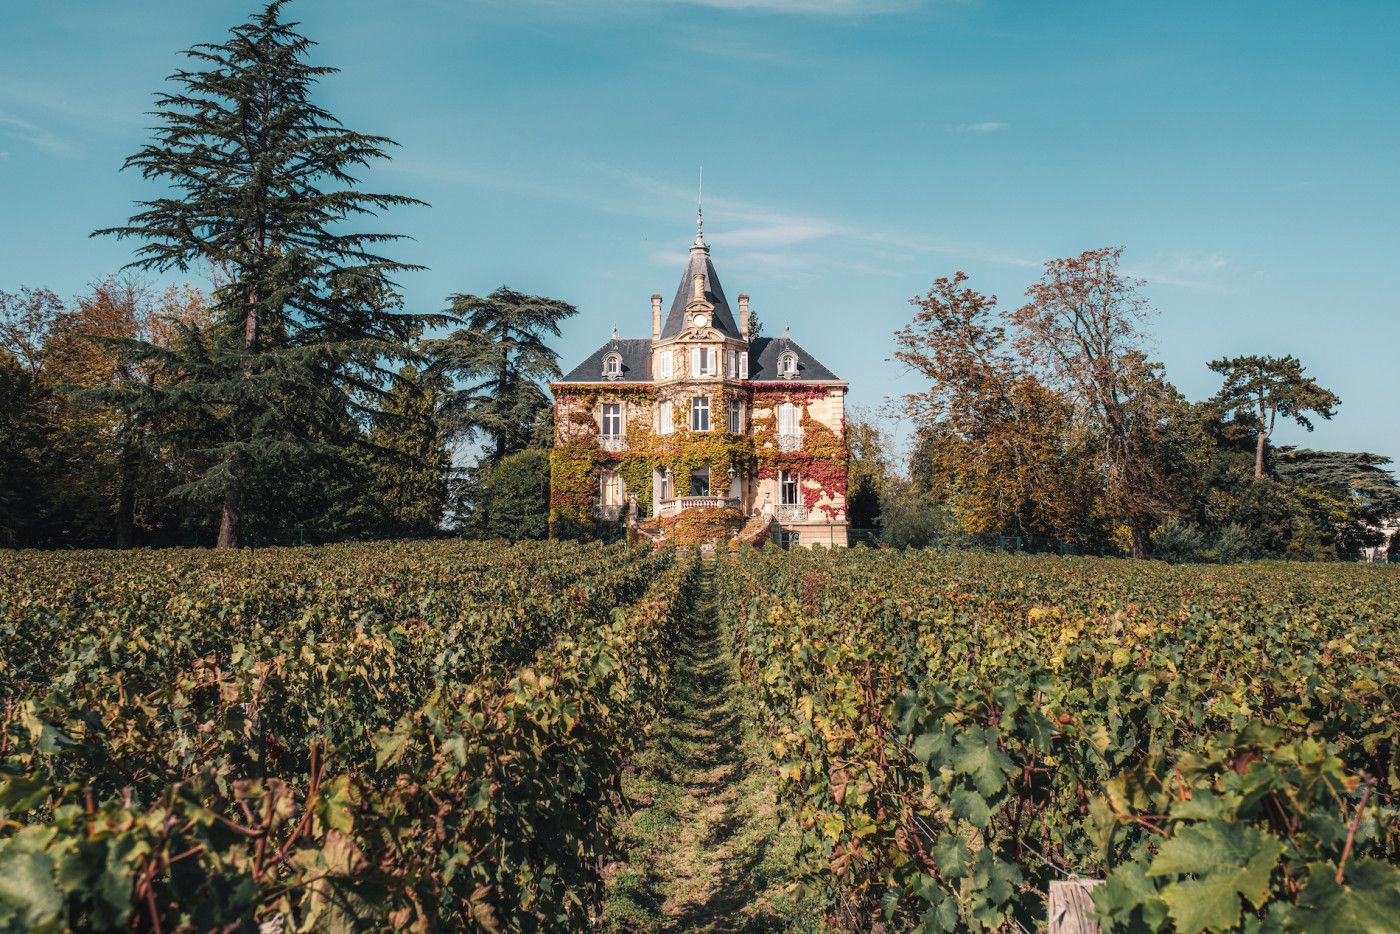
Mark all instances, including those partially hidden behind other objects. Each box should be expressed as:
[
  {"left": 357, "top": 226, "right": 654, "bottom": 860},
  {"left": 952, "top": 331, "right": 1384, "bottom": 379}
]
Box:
[
  {"left": 602, "top": 352, "right": 622, "bottom": 379},
  {"left": 778, "top": 351, "right": 798, "bottom": 378}
]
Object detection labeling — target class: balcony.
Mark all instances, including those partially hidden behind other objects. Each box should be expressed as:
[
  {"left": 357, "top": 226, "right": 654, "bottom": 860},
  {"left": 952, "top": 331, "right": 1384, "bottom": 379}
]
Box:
[
  {"left": 597, "top": 434, "right": 626, "bottom": 453},
  {"left": 774, "top": 503, "right": 809, "bottom": 522},
  {"left": 777, "top": 432, "right": 802, "bottom": 452},
  {"left": 655, "top": 496, "right": 742, "bottom": 518}
]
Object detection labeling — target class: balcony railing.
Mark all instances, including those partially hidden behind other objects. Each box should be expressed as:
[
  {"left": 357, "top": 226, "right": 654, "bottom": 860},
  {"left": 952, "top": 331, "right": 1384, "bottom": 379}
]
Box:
[
  {"left": 775, "top": 503, "right": 809, "bottom": 522},
  {"left": 655, "top": 496, "right": 741, "bottom": 517},
  {"left": 597, "top": 434, "right": 626, "bottom": 453},
  {"left": 777, "top": 432, "right": 803, "bottom": 452}
]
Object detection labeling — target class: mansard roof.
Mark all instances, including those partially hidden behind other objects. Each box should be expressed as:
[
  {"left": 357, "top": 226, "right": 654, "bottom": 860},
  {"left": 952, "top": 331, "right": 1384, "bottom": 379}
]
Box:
[
  {"left": 559, "top": 338, "right": 652, "bottom": 383},
  {"left": 747, "top": 336, "right": 840, "bottom": 381},
  {"left": 659, "top": 242, "right": 742, "bottom": 340}
]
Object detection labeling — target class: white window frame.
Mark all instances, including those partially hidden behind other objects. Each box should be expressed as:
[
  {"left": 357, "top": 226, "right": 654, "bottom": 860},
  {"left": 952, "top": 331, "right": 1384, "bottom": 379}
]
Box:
[
  {"left": 690, "top": 466, "right": 711, "bottom": 497},
  {"left": 659, "top": 349, "right": 673, "bottom": 379},
  {"left": 658, "top": 468, "right": 671, "bottom": 502},
  {"left": 779, "top": 469, "right": 800, "bottom": 506},
  {"left": 779, "top": 352, "right": 798, "bottom": 378},
  {"left": 691, "top": 346, "right": 715, "bottom": 377},
  {"left": 690, "top": 396, "right": 710, "bottom": 432},
  {"left": 601, "top": 471, "right": 624, "bottom": 506},
  {"left": 657, "top": 399, "right": 674, "bottom": 435},
  {"left": 726, "top": 349, "right": 737, "bottom": 378},
  {"left": 738, "top": 352, "right": 748, "bottom": 379},
  {"left": 601, "top": 403, "right": 623, "bottom": 438},
  {"left": 727, "top": 399, "right": 741, "bottom": 433},
  {"left": 603, "top": 353, "right": 621, "bottom": 378}
]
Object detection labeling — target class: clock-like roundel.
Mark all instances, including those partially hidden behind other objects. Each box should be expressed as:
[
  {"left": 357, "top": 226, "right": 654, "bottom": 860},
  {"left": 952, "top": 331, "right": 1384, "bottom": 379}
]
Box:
[{"left": 692, "top": 312, "right": 708, "bottom": 329}]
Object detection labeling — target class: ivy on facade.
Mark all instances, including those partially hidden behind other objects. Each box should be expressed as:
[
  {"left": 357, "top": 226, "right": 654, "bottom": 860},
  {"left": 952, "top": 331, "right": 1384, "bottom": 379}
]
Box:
[{"left": 548, "top": 382, "right": 848, "bottom": 534}]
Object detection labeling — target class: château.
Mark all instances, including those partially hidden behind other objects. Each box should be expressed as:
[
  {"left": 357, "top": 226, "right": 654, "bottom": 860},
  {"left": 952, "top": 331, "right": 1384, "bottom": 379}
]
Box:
[{"left": 550, "top": 215, "right": 849, "bottom": 547}]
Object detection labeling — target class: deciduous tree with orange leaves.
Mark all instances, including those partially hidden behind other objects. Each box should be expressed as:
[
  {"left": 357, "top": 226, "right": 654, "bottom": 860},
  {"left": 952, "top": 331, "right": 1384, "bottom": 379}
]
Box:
[
  {"left": 893, "top": 272, "right": 1098, "bottom": 543},
  {"left": 1010, "top": 246, "right": 1180, "bottom": 558}
]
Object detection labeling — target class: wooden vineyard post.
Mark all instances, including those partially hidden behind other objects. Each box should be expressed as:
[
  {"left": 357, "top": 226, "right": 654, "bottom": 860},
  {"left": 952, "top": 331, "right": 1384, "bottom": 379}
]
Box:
[{"left": 1048, "top": 879, "right": 1104, "bottom": 934}]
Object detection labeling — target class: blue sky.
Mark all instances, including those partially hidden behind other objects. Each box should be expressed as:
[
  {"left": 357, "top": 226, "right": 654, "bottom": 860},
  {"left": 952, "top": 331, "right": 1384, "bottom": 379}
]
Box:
[{"left": 2, "top": 0, "right": 1397, "bottom": 468}]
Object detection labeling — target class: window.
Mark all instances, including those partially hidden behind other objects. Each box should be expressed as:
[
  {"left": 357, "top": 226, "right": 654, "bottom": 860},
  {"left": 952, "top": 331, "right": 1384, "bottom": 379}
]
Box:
[
  {"left": 602, "top": 352, "right": 622, "bottom": 378},
  {"left": 726, "top": 349, "right": 737, "bottom": 378},
  {"left": 690, "top": 466, "right": 710, "bottom": 497},
  {"left": 601, "top": 471, "right": 624, "bottom": 506},
  {"left": 779, "top": 351, "right": 798, "bottom": 378},
  {"left": 779, "top": 469, "right": 800, "bottom": 506},
  {"left": 727, "top": 400, "right": 741, "bottom": 433},
  {"left": 691, "top": 346, "right": 714, "bottom": 377},
  {"left": 738, "top": 352, "right": 748, "bottom": 379},
  {"left": 657, "top": 399, "right": 674, "bottom": 435},
  {"left": 601, "top": 403, "right": 622, "bottom": 438},
  {"left": 659, "top": 349, "right": 673, "bottom": 379},
  {"left": 658, "top": 468, "right": 671, "bottom": 502},
  {"left": 777, "top": 402, "right": 801, "bottom": 450},
  {"left": 690, "top": 396, "right": 710, "bottom": 432}
]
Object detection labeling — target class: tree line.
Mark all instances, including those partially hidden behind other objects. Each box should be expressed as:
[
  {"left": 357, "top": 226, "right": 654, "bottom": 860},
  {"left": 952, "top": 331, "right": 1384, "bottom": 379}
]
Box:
[
  {"left": 848, "top": 249, "right": 1399, "bottom": 561},
  {"left": 3, "top": 0, "right": 1395, "bottom": 559}
]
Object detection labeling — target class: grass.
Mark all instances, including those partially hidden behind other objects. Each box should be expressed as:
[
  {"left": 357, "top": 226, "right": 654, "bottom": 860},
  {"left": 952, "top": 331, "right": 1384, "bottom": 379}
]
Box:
[{"left": 602, "top": 564, "right": 824, "bottom": 933}]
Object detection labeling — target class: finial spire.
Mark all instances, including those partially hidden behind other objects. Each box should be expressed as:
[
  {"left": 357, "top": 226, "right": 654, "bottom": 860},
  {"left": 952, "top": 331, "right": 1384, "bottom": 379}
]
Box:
[
  {"left": 611, "top": 322, "right": 619, "bottom": 340},
  {"left": 694, "top": 166, "right": 705, "bottom": 246}
]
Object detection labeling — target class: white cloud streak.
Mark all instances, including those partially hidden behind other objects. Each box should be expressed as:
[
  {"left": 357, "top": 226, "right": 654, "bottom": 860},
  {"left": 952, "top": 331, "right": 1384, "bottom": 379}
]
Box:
[
  {"left": 950, "top": 121, "right": 1008, "bottom": 133},
  {"left": 664, "top": 0, "right": 918, "bottom": 12},
  {"left": 0, "top": 112, "right": 71, "bottom": 155}
]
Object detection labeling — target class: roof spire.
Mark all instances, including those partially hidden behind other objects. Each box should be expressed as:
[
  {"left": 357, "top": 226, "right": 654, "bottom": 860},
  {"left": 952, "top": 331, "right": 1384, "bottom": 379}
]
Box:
[{"left": 694, "top": 166, "right": 705, "bottom": 247}]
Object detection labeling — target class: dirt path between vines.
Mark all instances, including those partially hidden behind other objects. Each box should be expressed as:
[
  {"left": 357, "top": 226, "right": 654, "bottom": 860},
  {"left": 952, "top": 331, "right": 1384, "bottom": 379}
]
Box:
[{"left": 602, "top": 564, "right": 820, "bottom": 933}]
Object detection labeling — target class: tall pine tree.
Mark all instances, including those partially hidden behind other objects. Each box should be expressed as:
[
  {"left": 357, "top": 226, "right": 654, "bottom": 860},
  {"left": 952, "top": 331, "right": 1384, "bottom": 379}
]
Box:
[
  {"left": 367, "top": 364, "right": 450, "bottom": 537},
  {"left": 96, "top": 0, "right": 425, "bottom": 547},
  {"left": 428, "top": 287, "right": 577, "bottom": 464}
]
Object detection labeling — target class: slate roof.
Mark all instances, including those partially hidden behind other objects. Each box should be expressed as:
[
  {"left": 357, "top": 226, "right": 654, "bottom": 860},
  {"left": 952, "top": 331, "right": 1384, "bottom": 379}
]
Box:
[
  {"left": 747, "top": 336, "right": 840, "bottom": 381},
  {"left": 558, "top": 338, "right": 653, "bottom": 383},
  {"left": 660, "top": 243, "right": 742, "bottom": 340}
]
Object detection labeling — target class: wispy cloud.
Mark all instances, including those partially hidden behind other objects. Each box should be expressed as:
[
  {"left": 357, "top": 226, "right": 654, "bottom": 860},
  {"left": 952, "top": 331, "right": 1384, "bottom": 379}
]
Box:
[
  {"left": 1127, "top": 251, "right": 1236, "bottom": 292},
  {"left": 664, "top": 0, "right": 918, "bottom": 12},
  {"left": 0, "top": 112, "right": 72, "bottom": 155},
  {"left": 949, "top": 121, "right": 1008, "bottom": 134},
  {"left": 391, "top": 156, "right": 1042, "bottom": 280}
]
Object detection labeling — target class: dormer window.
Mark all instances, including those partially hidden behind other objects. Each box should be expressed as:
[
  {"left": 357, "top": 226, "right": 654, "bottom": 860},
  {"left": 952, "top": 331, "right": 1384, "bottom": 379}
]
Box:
[
  {"left": 602, "top": 352, "right": 622, "bottom": 379},
  {"left": 778, "top": 351, "right": 798, "bottom": 378}
]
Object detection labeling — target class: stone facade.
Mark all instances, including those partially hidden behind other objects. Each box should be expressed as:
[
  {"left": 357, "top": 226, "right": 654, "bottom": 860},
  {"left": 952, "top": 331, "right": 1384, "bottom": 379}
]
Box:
[{"left": 550, "top": 223, "right": 849, "bottom": 548}]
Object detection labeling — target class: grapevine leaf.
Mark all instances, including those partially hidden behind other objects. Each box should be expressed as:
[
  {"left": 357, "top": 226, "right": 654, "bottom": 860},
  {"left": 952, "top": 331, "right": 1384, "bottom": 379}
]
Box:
[
  {"left": 949, "top": 789, "right": 992, "bottom": 829},
  {"left": 0, "top": 850, "right": 63, "bottom": 930},
  {"left": 950, "top": 728, "right": 1013, "bottom": 796},
  {"left": 931, "top": 832, "right": 970, "bottom": 879},
  {"left": 1149, "top": 821, "right": 1285, "bottom": 932},
  {"left": 1281, "top": 859, "right": 1400, "bottom": 933}
]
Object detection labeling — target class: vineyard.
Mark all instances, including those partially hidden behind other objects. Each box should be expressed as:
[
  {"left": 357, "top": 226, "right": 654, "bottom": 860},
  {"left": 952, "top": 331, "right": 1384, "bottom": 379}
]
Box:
[
  {"left": 1, "top": 541, "right": 1397, "bottom": 932},
  {"left": 717, "top": 549, "right": 1400, "bottom": 932},
  {"left": 0, "top": 541, "right": 696, "bottom": 930}
]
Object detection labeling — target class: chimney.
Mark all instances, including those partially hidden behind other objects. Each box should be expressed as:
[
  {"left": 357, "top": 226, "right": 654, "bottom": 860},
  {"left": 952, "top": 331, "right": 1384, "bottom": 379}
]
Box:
[
  {"left": 693, "top": 273, "right": 705, "bottom": 302},
  {"left": 738, "top": 294, "right": 750, "bottom": 339},
  {"left": 651, "top": 293, "right": 662, "bottom": 339}
]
